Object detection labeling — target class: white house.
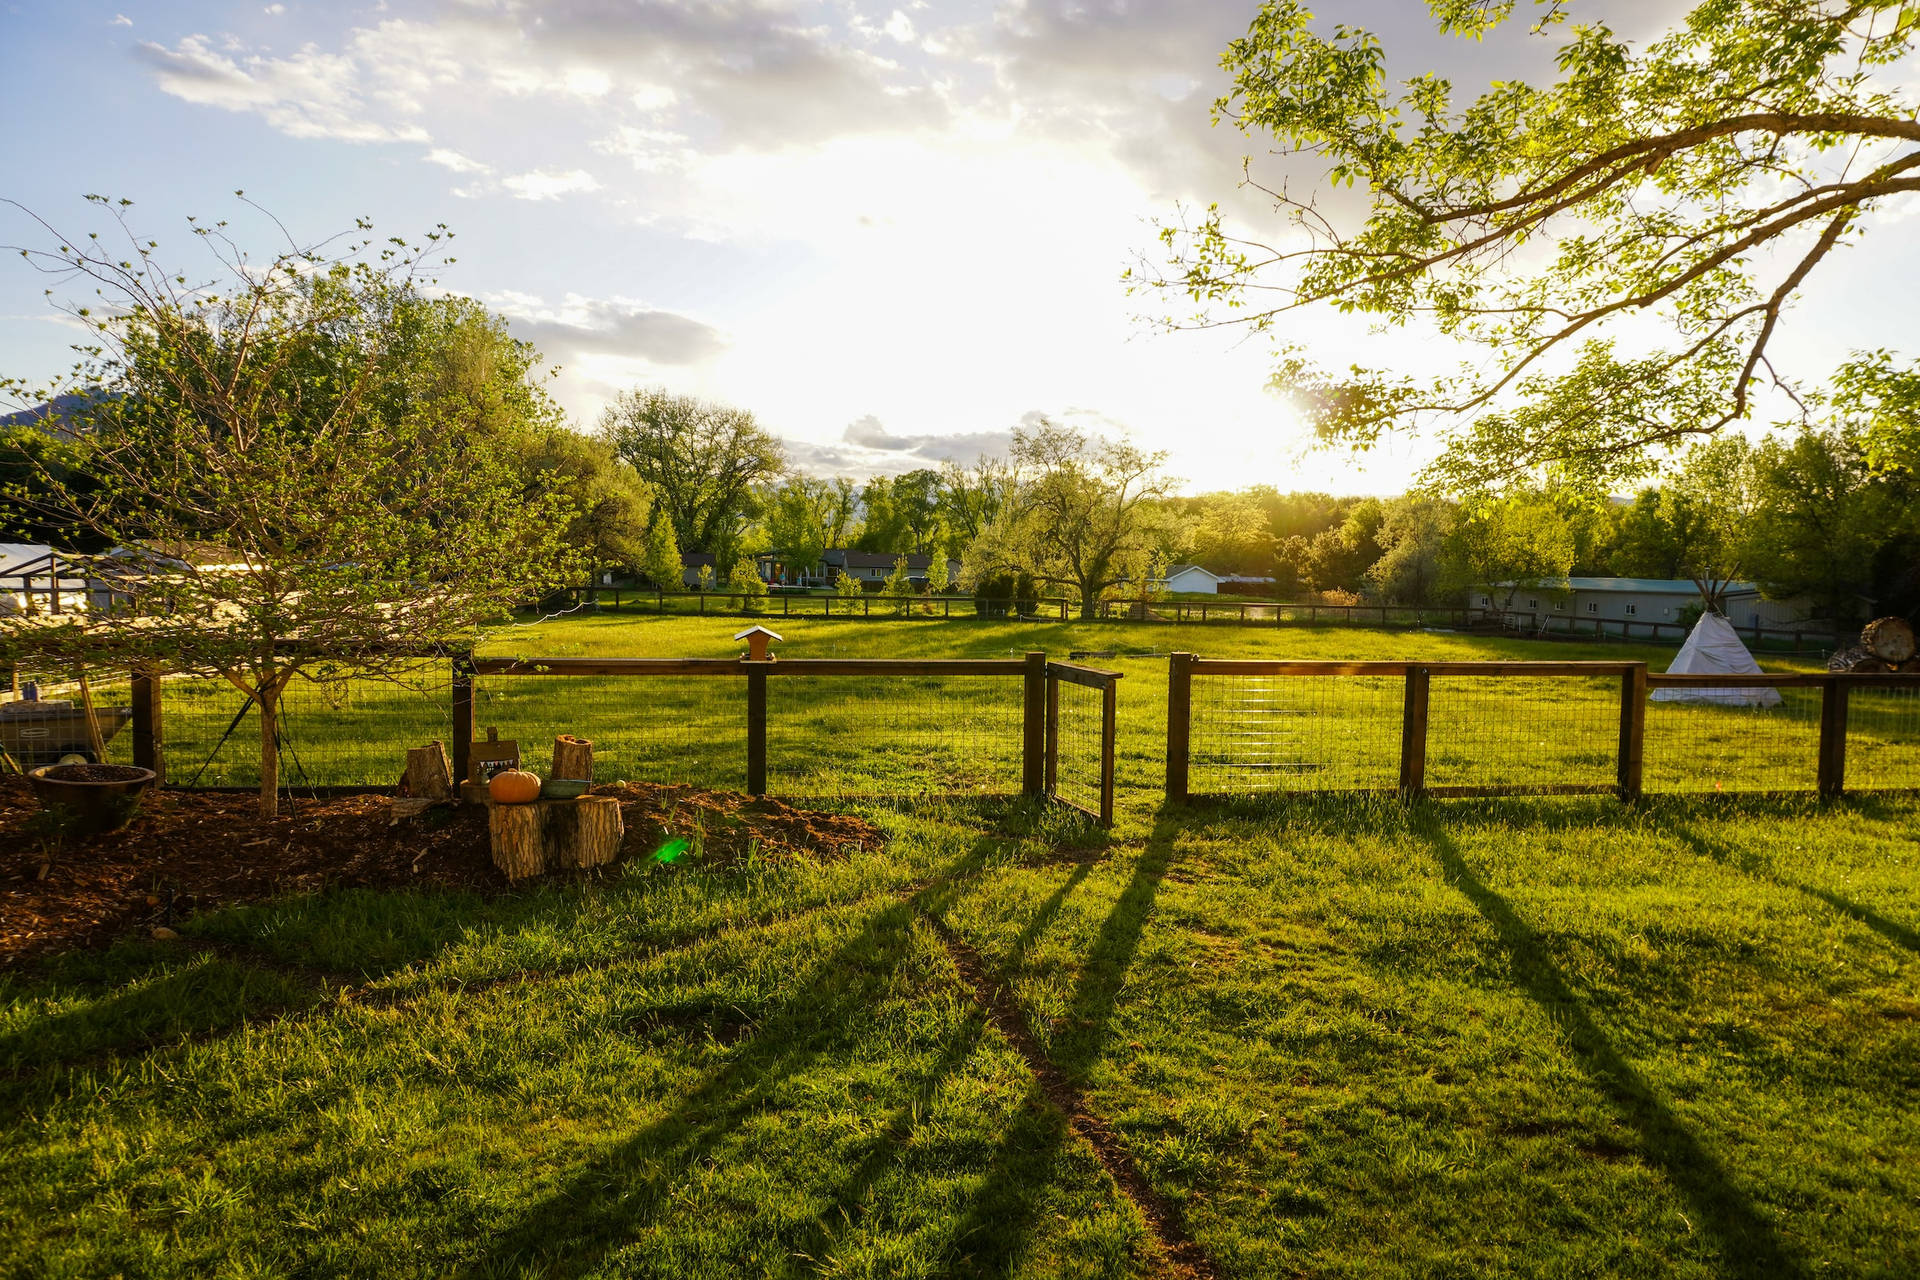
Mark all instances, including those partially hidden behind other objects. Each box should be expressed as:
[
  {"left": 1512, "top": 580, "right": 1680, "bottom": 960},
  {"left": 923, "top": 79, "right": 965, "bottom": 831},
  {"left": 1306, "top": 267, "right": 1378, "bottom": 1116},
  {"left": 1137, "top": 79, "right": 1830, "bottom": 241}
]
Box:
[
  {"left": 1474, "top": 577, "right": 1826, "bottom": 633},
  {"left": 1161, "top": 564, "right": 1225, "bottom": 595}
]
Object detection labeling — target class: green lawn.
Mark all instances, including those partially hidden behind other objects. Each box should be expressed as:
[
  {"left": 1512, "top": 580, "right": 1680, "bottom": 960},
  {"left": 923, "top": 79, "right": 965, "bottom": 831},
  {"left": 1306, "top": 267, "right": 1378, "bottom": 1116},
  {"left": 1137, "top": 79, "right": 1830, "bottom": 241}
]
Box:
[{"left": 7, "top": 615, "right": 1919, "bottom": 1277}]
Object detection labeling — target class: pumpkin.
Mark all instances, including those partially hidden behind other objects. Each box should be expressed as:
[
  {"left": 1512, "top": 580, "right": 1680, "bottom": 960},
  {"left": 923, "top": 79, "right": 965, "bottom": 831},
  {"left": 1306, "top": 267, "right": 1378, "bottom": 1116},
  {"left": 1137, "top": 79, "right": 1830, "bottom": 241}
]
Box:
[{"left": 488, "top": 768, "right": 542, "bottom": 805}]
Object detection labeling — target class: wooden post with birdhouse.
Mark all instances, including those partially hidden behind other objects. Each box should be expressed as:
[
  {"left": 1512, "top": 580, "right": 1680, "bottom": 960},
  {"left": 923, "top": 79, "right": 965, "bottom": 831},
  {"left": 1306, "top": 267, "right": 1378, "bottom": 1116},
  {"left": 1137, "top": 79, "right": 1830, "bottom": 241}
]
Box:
[{"left": 736, "top": 626, "right": 780, "bottom": 796}]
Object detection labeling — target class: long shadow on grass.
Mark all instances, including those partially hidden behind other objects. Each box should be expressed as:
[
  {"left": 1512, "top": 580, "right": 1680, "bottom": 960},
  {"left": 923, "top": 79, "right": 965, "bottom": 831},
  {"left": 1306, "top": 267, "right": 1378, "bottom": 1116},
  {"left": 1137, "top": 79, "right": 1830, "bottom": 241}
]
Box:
[
  {"left": 1666, "top": 822, "right": 1920, "bottom": 957},
  {"left": 938, "top": 814, "right": 1188, "bottom": 1275},
  {"left": 1417, "top": 817, "right": 1806, "bottom": 1279},
  {"left": 453, "top": 838, "right": 1046, "bottom": 1279}
]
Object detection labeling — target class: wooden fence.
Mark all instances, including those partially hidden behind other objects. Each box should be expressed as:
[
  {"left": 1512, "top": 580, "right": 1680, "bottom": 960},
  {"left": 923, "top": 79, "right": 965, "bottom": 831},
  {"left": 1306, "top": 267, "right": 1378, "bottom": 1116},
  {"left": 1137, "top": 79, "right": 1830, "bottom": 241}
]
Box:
[
  {"left": 1481, "top": 608, "right": 1843, "bottom": 653},
  {"left": 1164, "top": 654, "right": 1920, "bottom": 803}
]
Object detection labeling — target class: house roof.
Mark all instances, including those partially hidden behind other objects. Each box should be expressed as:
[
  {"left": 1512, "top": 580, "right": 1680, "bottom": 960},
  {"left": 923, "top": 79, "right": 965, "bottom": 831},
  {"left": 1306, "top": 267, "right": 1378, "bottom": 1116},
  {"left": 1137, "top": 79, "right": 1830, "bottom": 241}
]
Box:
[
  {"left": 826, "top": 549, "right": 940, "bottom": 570},
  {"left": 680, "top": 552, "right": 717, "bottom": 567},
  {"left": 1490, "top": 576, "right": 1759, "bottom": 596},
  {"left": 1163, "top": 564, "right": 1223, "bottom": 581}
]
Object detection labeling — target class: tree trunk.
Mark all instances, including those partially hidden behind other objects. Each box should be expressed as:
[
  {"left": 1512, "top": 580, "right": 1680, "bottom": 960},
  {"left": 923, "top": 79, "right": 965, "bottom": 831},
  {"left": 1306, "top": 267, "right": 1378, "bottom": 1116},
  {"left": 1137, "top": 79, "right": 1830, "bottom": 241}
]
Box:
[
  {"left": 257, "top": 683, "right": 281, "bottom": 819},
  {"left": 1863, "top": 616, "right": 1916, "bottom": 663},
  {"left": 550, "top": 735, "right": 594, "bottom": 781}
]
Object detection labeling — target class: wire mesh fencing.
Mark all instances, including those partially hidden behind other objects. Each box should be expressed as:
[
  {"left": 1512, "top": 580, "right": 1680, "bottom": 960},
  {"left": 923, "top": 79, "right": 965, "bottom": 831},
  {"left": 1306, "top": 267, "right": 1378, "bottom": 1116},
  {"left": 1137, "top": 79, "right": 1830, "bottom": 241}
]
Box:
[
  {"left": 1181, "top": 669, "right": 1402, "bottom": 795},
  {"left": 161, "top": 661, "right": 452, "bottom": 789},
  {"left": 1425, "top": 672, "right": 1623, "bottom": 793},
  {"left": 0, "top": 662, "right": 134, "bottom": 767},
  {"left": 1835, "top": 684, "right": 1920, "bottom": 792},
  {"left": 1046, "top": 665, "right": 1119, "bottom": 824},
  {"left": 763, "top": 673, "right": 1024, "bottom": 800},
  {"left": 1641, "top": 685, "right": 1824, "bottom": 794}
]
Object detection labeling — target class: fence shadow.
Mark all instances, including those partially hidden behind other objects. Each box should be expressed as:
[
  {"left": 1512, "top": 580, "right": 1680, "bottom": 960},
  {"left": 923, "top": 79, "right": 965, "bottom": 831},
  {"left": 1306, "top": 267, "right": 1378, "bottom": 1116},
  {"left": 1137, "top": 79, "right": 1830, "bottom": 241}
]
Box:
[{"left": 1414, "top": 817, "right": 1806, "bottom": 1279}]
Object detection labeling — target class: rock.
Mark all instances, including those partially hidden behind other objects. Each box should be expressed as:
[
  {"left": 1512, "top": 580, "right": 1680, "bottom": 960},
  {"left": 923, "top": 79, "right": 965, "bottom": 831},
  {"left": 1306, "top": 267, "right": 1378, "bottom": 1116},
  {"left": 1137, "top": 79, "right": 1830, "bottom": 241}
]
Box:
[{"left": 151, "top": 926, "right": 179, "bottom": 941}]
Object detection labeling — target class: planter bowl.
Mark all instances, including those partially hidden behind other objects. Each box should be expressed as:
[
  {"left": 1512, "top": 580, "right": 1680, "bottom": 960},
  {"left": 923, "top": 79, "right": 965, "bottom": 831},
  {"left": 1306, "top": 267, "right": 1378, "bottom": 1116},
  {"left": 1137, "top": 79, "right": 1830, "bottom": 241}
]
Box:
[
  {"left": 541, "top": 777, "right": 591, "bottom": 800},
  {"left": 27, "top": 763, "right": 157, "bottom": 835}
]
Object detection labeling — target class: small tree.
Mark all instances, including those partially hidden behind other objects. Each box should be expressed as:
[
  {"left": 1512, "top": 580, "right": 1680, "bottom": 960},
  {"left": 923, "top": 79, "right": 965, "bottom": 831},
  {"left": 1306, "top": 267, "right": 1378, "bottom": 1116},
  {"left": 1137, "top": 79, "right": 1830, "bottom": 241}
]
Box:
[
  {"left": 727, "top": 556, "right": 767, "bottom": 613},
  {"left": 925, "top": 547, "right": 950, "bottom": 596},
  {"left": 835, "top": 568, "right": 864, "bottom": 599},
  {"left": 641, "top": 518, "right": 681, "bottom": 591},
  {"left": 882, "top": 555, "right": 914, "bottom": 615},
  {"left": 697, "top": 562, "right": 715, "bottom": 592},
  {"left": 0, "top": 198, "right": 580, "bottom": 817}
]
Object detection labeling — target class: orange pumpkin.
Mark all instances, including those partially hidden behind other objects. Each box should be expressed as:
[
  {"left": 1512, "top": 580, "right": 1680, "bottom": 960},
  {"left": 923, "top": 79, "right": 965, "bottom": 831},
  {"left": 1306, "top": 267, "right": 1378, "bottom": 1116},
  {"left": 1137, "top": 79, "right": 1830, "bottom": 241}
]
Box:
[{"left": 488, "top": 768, "right": 541, "bottom": 805}]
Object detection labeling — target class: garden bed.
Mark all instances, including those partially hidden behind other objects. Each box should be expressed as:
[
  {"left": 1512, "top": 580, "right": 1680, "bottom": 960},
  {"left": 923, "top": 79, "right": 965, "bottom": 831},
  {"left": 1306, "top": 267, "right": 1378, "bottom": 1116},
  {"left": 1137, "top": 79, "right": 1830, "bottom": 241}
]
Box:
[{"left": 0, "top": 779, "right": 879, "bottom": 964}]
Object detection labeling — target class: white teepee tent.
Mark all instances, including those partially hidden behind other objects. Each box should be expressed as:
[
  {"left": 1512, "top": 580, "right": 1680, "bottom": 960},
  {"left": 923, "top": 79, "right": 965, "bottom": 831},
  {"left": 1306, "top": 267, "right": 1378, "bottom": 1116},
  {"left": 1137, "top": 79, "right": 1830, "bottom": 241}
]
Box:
[{"left": 1649, "top": 610, "right": 1782, "bottom": 707}]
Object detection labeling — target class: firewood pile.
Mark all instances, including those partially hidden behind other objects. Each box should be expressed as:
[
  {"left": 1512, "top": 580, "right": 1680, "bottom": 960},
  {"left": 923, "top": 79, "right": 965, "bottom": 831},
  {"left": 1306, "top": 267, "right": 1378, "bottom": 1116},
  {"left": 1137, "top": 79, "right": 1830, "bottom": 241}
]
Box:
[{"left": 1828, "top": 617, "right": 1920, "bottom": 673}]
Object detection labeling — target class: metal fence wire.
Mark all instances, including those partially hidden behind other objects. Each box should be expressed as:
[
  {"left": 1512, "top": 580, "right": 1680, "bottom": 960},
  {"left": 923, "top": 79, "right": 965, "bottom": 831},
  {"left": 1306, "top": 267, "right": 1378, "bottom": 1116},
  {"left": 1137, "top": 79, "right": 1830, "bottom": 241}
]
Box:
[
  {"left": 765, "top": 673, "right": 1023, "bottom": 799},
  {"left": 473, "top": 671, "right": 746, "bottom": 793},
  {"left": 1641, "top": 687, "right": 1823, "bottom": 794},
  {"left": 162, "top": 661, "right": 452, "bottom": 788},
  {"left": 1840, "top": 684, "right": 1920, "bottom": 792},
  {"left": 1049, "top": 678, "right": 1108, "bottom": 817},
  {"left": 1426, "top": 674, "right": 1622, "bottom": 792},
  {"left": 1186, "top": 672, "right": 1402, "bottom": 794},
  {"left": 1, "top": 664, "right": 133, "bottom": 767}
]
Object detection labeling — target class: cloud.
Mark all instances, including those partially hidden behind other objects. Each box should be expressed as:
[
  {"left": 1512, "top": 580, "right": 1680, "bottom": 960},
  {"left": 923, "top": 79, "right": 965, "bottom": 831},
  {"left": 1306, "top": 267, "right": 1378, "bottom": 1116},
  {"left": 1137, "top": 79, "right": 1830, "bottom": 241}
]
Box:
[
  {"left": 495, "top": 294, "right": 728, "bottom": 366},
  {"left": 501, "top": 167, "right": 600, "bottom": 200},
  {"left": 110, "top": 14, "right": 132, "bottom": 26},
  {"left": 787, "top": 415, "right": 1015, "bottom": 477},
  {"left": 424, "top": 147, "right": 490, "bottom": 174},
  {"left": 134, "top": 32, "right": 432, "bottom": 143}
]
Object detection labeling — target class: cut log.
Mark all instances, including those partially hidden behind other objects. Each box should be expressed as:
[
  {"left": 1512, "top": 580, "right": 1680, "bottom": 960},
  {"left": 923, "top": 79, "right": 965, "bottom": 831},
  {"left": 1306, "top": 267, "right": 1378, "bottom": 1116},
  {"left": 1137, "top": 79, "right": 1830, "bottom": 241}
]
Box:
[
  {"left": 550, "top": 734, "right": 594, "bottom": 782},
  {"left": 1863, "top": 616, "right": 1917, "bottom": 664},
  {"left": 1828, "top": 645, "right": 1888, "bottom": 673},
  {"left": 487, "top": 795, "right": 625, "bottom": 878},
  {"left": 402, "top": 741, "right": 454, "bottom": 800},
  {"left": 544, "top": 795, "right": 623, "bottom": 869},
  {"left": 489, "top": 803, "right": 545, "bottom": 879}
]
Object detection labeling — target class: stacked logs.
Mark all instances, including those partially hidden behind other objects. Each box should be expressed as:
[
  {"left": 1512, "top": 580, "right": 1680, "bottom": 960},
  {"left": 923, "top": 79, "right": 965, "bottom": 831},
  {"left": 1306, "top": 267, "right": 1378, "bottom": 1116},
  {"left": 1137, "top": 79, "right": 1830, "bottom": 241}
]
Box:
[{"left": 1828, "top": 616, "right": 1920, "bottom": 673}]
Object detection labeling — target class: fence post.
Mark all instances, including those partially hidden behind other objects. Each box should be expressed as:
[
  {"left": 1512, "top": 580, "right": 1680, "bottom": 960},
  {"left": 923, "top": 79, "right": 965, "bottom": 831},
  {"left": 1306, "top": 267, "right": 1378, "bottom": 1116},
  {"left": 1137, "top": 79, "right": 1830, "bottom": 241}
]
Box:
[
  {"left": 451, "top": 653, "right": 475, "bottom": 784},
  {"left": 1398, "top": 665, "right": 1429, "bottom": 801},
  {"left": 746, "top": 665, "right": 768, "bottom": 797},
  {"left": 1818, "top": 677, "right": 1850, "bottom": 799},
  {"left": 131, "top": 663, "right": 164, "bottom": 783},
  {"left": 1166, "top": 651, "right": 1192, "bottom": 803},
  {"left": 1617, "top": 664, "right": 1646, "bottom": 801},
  {"left": 1044, "top": 666, "right": 1060, "bottom": 796},
  {"left": 1100, "top": 677, "right": 1117, "bottom": 829},
  {"left": 1022, "top": 651, "right": 1046, "bottom": 797}
]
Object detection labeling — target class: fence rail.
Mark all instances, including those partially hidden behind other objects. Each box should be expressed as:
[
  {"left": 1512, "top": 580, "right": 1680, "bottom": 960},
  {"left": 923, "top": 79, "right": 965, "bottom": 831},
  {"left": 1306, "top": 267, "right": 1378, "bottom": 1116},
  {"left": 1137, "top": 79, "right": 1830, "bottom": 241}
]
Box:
[{"left": 1165, "top": 654, "right": 1920, "bottom": 803}]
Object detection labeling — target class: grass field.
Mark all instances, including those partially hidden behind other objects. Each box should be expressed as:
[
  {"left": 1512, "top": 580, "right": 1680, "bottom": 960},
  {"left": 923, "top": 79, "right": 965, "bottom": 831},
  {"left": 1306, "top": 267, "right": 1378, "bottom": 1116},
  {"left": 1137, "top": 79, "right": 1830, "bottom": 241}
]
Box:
[{"left": 6, "top": 614, "right": 1920, "bottom": 1277}]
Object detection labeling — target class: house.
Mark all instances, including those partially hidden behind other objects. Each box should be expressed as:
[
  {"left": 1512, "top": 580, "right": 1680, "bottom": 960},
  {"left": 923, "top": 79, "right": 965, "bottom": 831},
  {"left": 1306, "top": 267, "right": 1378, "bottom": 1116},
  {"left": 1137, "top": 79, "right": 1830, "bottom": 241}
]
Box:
[
  {"left": 679, "top": 552, "right": 718, "bottom": 588},
  {"left": 1159, "top": 565, "right": 1225, "bottom": 595},
  {"left": 1473, "top": 577, "right": 1825, "bottom": 632},
  {"left": 814, "top": 549, "right": 961, "bottom": 588}
]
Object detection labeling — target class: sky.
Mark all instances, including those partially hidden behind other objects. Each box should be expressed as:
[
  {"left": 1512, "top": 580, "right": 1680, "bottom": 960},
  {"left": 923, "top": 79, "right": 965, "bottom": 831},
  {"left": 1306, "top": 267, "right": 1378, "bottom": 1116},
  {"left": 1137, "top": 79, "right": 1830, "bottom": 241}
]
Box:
[{"left": 1, "top": 0, "right": 1913, "bottom": 495}]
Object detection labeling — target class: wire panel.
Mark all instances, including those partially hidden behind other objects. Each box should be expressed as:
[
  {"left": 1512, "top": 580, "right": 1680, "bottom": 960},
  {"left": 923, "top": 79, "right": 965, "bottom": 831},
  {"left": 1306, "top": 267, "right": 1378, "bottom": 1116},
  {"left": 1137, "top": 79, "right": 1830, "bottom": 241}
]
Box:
[
  {"left": 0, "top": 665, "right": 133, "bottom": 766},
  {"left": 1425, "top": 674, "right": 1621, "bottom": 791},
  {"left": 164, "top": 661, "right": 450, "bottom": 788},
  {"left": 1188, "top": 673, "right": 1401, "bottom": 794},
  {"left": 1052, "top": 679, "right": 1108, "bottom": 816},
  {"left": 764, "top": 674, "right": 1022, "bottom": 799},
  {"left": 1843, "top": 685, "right": 1920, "bottom": 791},
  {"left": 473, "top": 672, "right": 744, "bottom": 792},
  {"left": 1642, "top": 687, "right": 1822, "bottom": 793}
]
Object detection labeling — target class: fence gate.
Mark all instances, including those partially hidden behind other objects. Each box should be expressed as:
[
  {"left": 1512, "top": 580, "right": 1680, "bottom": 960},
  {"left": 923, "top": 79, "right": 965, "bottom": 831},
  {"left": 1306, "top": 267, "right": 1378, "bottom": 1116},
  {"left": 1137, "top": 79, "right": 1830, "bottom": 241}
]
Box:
[{"left": 1045, "top": 661, "right": 1121, "bottom": 827}]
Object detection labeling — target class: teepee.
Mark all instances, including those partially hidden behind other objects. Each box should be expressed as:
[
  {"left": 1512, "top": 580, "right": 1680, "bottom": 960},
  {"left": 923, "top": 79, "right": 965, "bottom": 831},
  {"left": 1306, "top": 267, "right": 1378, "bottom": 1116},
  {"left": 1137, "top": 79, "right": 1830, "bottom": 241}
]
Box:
[{"left": 1649, "top": 580, "right": 1782, "bottom": 707}]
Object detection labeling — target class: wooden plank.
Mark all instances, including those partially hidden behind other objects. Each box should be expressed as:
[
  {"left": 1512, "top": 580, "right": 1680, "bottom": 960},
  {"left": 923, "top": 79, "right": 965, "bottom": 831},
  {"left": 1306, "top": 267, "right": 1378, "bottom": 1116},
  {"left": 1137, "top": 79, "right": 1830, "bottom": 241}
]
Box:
[
  {"left": 1045, "top": 662, "right": 1124, "bottom": 689},
  {"left": 1399, "top": 666, "right": 1429, "bottom": 801},
  {"left": 131, "top": 664, "right": 163, "bottom": 782},
  {"left": 1022, "top": 651, "right": 1046, "bottom": 796},
  {"left": 1100, "top": 678, "right": 1117, "bottom": 829},
  {"left": 473, "top": 657, "right": 744, "bottom": 676},
  {"left": 1818, "top": 679, "right": 1850, "bottom": 799},
  {"left": 768, "top": 658, "right": 1025, "bottom": 677},
  {"left": 1166, "top": 651, "right": 1192, "bottom": 802},
  {"left": 1187, "top": 659, "right": 1639, "bottom": 677},
  {"left": 1617, "top": 665, "right": 1646, "bottom": 801},
  {"left": 1044, "top": 670, "right": 1059, "bottom": 796},
  {"left": 451, "top": 655, "right": 475, "bottom": 786},
  {"left": 747, "top": 667, "right": 767, "bottom": 797}
]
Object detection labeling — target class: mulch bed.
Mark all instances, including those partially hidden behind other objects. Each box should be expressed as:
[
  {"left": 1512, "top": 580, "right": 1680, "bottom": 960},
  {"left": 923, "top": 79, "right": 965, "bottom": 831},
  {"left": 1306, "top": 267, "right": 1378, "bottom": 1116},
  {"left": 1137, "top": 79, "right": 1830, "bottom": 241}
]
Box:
[{"left": 0, "top": 779, "right": 880, "bottom": 967}]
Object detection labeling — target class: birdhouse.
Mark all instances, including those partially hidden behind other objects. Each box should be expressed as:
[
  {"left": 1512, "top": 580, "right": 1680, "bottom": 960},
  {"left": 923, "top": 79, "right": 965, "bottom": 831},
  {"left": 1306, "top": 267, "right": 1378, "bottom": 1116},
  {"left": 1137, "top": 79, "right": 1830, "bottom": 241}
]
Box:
[{"left": 734, "top": 625, "right": 783, "bottom": 662}]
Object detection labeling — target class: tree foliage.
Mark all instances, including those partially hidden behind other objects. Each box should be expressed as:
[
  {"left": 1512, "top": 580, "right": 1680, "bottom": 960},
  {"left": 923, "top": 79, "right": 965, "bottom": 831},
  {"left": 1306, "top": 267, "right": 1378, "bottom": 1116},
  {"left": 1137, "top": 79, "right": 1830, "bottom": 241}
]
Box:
[
  {"left": 1140, "top": 0, "right": 1920, "bottom": 491},
  {"left": 598, "top": 387, "right": 783, "bottom": 560},
  {"left": 0, "top": 198, "right": 580, "bottom": 817}
]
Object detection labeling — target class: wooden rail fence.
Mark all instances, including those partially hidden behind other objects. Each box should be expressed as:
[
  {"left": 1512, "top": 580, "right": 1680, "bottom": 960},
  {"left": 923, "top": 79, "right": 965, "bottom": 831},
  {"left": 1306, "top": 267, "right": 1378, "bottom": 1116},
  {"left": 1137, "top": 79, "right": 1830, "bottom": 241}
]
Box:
[{"left": 1165, "top": 654, "right": 1920, "bottom": 803}]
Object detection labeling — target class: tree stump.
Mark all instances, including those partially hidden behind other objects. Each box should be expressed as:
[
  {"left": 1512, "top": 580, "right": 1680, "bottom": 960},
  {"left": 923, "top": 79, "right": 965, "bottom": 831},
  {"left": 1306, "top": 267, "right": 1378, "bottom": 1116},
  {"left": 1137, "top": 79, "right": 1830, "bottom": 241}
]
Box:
[
  {"left": 545, "top": 795, "right": 623, "bottom": 869},
  {"left": 1863, "top": 616, "right": 1916, "bottom": 664},
  {"left": 487, "top": 795, "right": 624, "bottom": 879},
  {"left": 550, "top": 734, "right": 594, "bottom": 781},
  {"left": 403, "top": 741, "right": 453, "bottom": 800},
  {"left": 489, "top": 803, "right": 546, "bottom": 879}
]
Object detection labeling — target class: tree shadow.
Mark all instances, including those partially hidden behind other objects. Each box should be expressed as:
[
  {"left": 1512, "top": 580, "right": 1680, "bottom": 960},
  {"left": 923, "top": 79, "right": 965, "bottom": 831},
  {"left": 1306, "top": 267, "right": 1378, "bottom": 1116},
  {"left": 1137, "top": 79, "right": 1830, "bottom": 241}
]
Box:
[
  {"left": 937, "top": 811, "right": 1191, "bottom": 1274},
  {"left": 1415, "top": 816, "right": 1806, "bottom": 1279},
  {"left": 1664, "top": 822, "right": 1920, "bottom": 957}
]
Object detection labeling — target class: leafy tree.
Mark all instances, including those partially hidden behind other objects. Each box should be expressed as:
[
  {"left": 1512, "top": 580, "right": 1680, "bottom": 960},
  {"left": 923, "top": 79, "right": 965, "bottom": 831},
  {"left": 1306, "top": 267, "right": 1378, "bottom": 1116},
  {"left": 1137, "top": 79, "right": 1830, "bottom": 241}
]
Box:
[
  {"left": 857, "top": 469, "right": 943, "bottom": 555},
  {"left": 963, "top": 422, "right": 1176, "bottom": 619},
  {"left": 640, "top": 517, "right": 681, "bottom": 591},
  {"left": 1188, "top": 492, "right": 1275, "bottom": 575},
  {"left": 925, "top": 544, "right": 951, "bottom": 596},
  {"left": 1447, "top": 492, "right": 1577, "bottom": 610},
  {"left": 882, "top": 555, "right": 913, "bottom": 615},
  {"left": 1141, "top": 0, "right": 1920, "bottom": 491},
  {"left": 835, "top": 567, "right": 865, "bottom": 599},
  {"left": 0, "top": 199, "right": 579, "bottom": 817},
  {"left": 726, "top": 556, "right": 767, "bottom": 612},
  {"left": 937, "top": 456, "right": 1020, "bottom": 558},
  {"left": 1743, "top": 427, "right": 1908, "bottom": 624},
  {"left": 696, "top": 562, "right": 715, "bottom": 591},
  {"left": 598, "top": 386, "right": 783, "bottom": 556},
  {"left": 0, "top": 425, "right": 105, "bottom": 549},
  {"left": 760, "top": 475, "right": 859, "bottom": 572},
  {"left": 1367, "top": 497, "right": 1454, "bottom": 606},
  {"left": 519, "top": 427, "right": 656, "bottom": 578}
]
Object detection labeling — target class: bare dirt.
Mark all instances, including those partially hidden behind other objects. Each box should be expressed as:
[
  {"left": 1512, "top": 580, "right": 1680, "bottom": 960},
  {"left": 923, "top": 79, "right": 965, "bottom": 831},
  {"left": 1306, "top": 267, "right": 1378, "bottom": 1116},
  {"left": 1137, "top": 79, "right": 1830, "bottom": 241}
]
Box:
[{"left": 0, "top": 779, "right": 879, "bottom": 966}]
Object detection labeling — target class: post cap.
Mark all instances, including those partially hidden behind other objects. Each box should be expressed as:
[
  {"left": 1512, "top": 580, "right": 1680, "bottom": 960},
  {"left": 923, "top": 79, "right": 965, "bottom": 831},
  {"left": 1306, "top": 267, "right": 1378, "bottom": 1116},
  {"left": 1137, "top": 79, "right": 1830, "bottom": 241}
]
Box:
[{"left": 732, "top": 625, "right": 784, "bottom": 642}]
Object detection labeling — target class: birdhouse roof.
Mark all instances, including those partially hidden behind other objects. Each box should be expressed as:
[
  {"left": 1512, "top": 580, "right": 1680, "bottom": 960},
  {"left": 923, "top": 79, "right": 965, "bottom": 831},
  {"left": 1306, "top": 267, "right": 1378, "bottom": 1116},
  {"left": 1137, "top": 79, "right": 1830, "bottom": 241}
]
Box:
[{"left": 733, "top": 625, "right": 784, "bottom": 642}]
